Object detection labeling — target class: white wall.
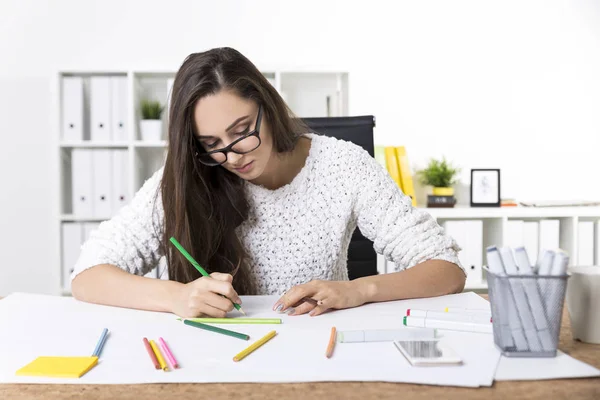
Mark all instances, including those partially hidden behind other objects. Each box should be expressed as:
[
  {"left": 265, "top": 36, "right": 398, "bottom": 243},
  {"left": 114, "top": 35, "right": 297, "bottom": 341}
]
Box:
[{"left": 1, "top": 0, "right": 599, "bottom": 296}]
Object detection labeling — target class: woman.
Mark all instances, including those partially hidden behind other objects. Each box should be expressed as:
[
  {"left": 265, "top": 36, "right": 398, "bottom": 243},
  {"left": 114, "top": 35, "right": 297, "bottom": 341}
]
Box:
[{"left": 71, "top": 47, "right": 465, "bottom": 318}]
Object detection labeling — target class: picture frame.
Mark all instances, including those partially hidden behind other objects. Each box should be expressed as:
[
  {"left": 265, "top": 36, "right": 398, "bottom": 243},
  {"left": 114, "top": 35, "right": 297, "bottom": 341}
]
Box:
[{"left": 470, "top": 169, "right": 500, "bottom": 207}]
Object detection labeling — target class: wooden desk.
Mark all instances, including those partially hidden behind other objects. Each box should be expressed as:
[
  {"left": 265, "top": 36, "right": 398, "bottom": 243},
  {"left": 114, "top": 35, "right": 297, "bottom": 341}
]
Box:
[{"left": 1, "top": 295, "right": 598, "bottom": 400}]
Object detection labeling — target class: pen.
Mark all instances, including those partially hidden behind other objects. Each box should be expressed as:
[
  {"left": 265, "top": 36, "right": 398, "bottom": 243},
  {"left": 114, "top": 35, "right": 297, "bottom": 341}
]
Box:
[
  {"left": 404, "top": 316, "right": 492, "bottom": 334},
  {"left": 499, "top": 247, "right": 542, "bottom": 352},
  {"left": 514, "top": 246, "right": 555, "bottom": 352},
  {"left": 337, "top": 328, "right": 437, "bottom": 343},
  {"left": 407, "top": 309, "right": 491, "bottom": 323}
]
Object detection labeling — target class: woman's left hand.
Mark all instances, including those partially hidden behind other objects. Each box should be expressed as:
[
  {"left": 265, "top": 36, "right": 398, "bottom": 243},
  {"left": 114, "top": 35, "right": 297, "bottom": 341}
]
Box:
[{"left": 272, "top": 280, "right": 368, "bottom": 317}]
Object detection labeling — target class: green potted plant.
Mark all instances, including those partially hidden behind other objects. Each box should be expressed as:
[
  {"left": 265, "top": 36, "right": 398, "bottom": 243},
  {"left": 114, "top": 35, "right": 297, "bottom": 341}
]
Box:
[
  {"left": 140, "top": 99, "right": 164, "bottom": 141},
  {"left": 417, "top": 157, "right": 461, "bottom": 207}
]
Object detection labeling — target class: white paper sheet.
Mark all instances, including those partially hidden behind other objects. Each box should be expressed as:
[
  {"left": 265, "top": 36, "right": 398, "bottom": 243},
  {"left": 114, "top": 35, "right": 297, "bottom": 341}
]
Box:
[
  {"left": 495, "top": 351, "right": 600, "bottom": 380},
  {"left": 0, "top": 292, "right": 500, "bottom": 387}
]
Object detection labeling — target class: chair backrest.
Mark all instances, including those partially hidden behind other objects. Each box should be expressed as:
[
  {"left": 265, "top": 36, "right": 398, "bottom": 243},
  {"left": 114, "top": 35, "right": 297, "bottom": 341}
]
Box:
[{"left": 302, "top": 115, "right": 378, "bottom": 280}]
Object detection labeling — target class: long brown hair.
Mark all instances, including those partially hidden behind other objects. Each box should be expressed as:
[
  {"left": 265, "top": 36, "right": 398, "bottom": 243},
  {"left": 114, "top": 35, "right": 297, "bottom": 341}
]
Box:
[{"left": 160, "top": 47, "right": 307, "bottom": 294}]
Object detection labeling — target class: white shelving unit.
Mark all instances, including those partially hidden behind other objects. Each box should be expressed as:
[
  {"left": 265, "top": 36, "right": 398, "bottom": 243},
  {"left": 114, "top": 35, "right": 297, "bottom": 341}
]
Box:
[
  {"left": 56, "top": 69, "right": 349, "bottom": 295},
  {"left": 417, "top": 206, "right": 600, "bottom": 290},
  {"left": 58, "top": 69, "right": 597, "bottom": 295}
]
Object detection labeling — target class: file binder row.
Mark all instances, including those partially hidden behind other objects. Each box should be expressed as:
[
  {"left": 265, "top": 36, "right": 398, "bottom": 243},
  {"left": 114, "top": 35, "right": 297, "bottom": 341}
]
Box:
[
  {"left": 440, "top": 219, "right": 587, "bottom": 286},
  {"left": 505, "top": 219, "right": 598, "bottom": 266},
  {"left": 578, "top": 221, "right": 599, "bottom": 266},
  {"left": 62, "top": 220, "right": 164, "bottom": 291},
  {"left": 443, "top": 220, "right": 483, "bottom": 286},
  {"left": 504, "top": 220, "right": 560, "bottom": 266},
  {"left": 61, "top": 222, "right": 100, "bottom": 291},
  {"left": 62, "top": 76, "right": 128, "bottom": 142},
  {"left": 71, "top": 149, "right": 130, "bottom": 218}
]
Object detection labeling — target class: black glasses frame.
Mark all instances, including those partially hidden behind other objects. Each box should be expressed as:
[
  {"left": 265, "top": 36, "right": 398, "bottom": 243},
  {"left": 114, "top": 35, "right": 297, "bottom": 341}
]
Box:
[{"left": 194, "top": 105, "right": 263, "bottom": 166}]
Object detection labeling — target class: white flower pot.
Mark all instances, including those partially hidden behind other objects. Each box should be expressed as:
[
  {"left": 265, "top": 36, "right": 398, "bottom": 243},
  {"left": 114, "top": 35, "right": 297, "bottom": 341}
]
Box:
[{"left": 140, "top": 120, "right": 162, "bottom": 142}]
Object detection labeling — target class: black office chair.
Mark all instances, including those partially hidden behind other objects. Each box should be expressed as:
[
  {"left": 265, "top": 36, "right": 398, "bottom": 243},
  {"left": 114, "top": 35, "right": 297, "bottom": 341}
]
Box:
[{"left": 302, "top": 115, "right": 378, "bottom": 280}]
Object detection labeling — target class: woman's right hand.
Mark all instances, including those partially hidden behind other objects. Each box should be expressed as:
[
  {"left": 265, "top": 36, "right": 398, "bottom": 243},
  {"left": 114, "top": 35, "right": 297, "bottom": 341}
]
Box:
[{"left": 172, "top": 272, "right": 242, "bottom": 318}]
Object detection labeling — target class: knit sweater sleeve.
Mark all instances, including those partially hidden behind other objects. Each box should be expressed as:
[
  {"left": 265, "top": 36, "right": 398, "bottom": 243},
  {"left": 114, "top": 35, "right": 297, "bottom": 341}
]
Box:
[
  {"left": 71, "top": 168, "right": 165, "bottom": 280},
  {"left": 350, "top": 147, "right": 464, "bottom": 273}
]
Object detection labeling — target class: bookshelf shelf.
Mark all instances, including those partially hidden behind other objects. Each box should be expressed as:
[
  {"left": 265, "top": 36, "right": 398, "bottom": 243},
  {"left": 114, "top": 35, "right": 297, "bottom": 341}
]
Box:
[
  {"left": 403, "top": 206, "right": 600, "bottom": 290},
  {"left": 423, "top": 206, "right": 600, "bottom": 219},
  {"left": 60, "top": 142, "right": 129, "bottom": 148},
  {"left": 133, "top": 141, "right": 168, "bottom": 148},
  {"left": 60, "top": 214, "right": 107, "bottom": 222}
]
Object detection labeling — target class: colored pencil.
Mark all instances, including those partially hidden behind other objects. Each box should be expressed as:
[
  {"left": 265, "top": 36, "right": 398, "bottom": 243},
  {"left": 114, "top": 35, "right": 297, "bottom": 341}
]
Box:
[
  {"left": 92, "top": 328, "right": 109, "bottom": 357},
  {"left": 170, "top": 237, "right": 245, "bottom": 315},
  {"left": 184, "top": 319, "right": 250, "bottom": 340},
  {"left": 143, "top": 337, "right": 160, "bottom": 369},
  {"left": 326, "top": 327, "right": 337, "bottom": 358},
  {"left": 176, "top": 317, "right": 281, "bottom": 325},
  {"left": 233, "top": 330, "right": 277, "bottom": 362},
  {"left": 149, "top": 339, "right": 168, "bottom": 371},
  {"left": 158, "top": 337, "right": 179, "bottom": 369}
]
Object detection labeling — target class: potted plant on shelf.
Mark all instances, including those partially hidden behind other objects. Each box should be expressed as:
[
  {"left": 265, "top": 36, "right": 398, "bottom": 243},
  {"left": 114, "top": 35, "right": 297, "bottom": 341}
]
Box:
[
  {"left": 140, "top": 99, "right": 164, "bottom": 142},
  {"left": 417, "top": 157, "right": 461, "bottom": 208}
]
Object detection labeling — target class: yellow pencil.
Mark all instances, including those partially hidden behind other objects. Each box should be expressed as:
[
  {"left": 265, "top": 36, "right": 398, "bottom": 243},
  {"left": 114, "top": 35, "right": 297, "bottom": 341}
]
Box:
[
  {"left": 149, "top": 339, "right": 168, "bottom": 371},
  {"left": 233, "top": 330, "right": 277, "bottom": 362}
]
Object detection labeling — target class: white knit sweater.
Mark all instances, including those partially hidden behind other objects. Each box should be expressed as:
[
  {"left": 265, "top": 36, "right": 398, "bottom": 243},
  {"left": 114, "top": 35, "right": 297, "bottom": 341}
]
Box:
[{"left": 72, "top": 134, "right": 463, "bottom": 294}]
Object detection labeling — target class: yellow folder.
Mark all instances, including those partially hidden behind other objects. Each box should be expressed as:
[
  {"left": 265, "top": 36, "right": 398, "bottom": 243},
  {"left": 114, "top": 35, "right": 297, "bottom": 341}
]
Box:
[
  {"left": 395, "top": 146, "right": 417, "bottom": 207},
  {"left": 16, "top": 356, "right": 98, "bottom": 378},
  {"left": 384, "top": 147, "right": 402, "bottom": 189}
]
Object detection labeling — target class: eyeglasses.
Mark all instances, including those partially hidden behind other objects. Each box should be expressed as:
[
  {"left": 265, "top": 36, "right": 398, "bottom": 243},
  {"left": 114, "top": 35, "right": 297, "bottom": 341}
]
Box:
[{"left": 194, "top": 105, "right": 263, "bottom": 166}]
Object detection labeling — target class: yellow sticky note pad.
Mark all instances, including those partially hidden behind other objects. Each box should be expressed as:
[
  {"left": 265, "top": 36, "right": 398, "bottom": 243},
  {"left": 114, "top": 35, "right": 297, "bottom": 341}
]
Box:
[{"left": 16, "top": 356, "right": 98, "bottom": 378}]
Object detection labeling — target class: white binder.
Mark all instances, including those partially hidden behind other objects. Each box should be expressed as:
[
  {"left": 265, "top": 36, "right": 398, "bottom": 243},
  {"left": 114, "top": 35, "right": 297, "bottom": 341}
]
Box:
[
  {"left": 465, "top": 220, "right": 483, "bottom": 285},
  {"left": 92, "top": 150, "right": 113, "bottom": 218},
  {"left": 90, "top": 76, "right": 112, "bottom": 142},
  {"left": 596, "top": 221, "right": 600, "bottom": 265},
  {"left": 538, "top": 219, "right": 560, "bottom": 262},
  {"left": 522, "top": 221, "right": 539, "bottom": 266},
  {"left": 444, "top": 220, "right": 483, "bottom": 285},
  {"left": 110, "top": 76, "right": 128, "bottom": 142},
  {"left": 111, "top": 150, "right": 130, "bottom": 214},
  {"left": 71, "top": 149, "right": 94, "bottom": 217},
  {"left": 61, "top": 77, "right": 84, "bottom": 142},
  {"left": 577, "top": 221, "right": 595, "bottom": 266},
  {"left": 376, "top": 254, "right": 387, "bottom": 275},
  {"left": 61, "top": 222, "right": 82, "bottom": 292},
  {"left": 83, "top": 222, "right": 101, "bottom": 244},
  {"left": 505, "top": 220, "right": 524, "bottom": 249}
]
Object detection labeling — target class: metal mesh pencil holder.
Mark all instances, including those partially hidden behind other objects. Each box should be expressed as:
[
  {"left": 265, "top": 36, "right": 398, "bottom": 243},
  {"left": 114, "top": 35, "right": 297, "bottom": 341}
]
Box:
[{"left": 485, "top": 267, "right": 569, "bottom": 357}]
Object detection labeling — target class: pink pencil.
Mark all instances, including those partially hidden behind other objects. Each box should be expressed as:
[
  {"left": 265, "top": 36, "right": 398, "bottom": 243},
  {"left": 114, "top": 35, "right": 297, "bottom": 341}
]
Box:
[{"left": 158, "top": 337, "right": 179, "bottom": 369}]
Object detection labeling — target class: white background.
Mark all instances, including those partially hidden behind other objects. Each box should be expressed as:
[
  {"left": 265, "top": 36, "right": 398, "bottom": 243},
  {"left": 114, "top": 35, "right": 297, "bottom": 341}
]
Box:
[{"left": 1, "top": 0, "right": 599, "bottom": 295}]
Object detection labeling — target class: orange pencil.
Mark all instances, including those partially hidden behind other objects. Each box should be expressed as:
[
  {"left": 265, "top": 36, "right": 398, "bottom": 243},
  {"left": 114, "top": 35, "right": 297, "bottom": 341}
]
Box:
[{"left": 326, "top": 327, "right": 336, "bottom": 358}]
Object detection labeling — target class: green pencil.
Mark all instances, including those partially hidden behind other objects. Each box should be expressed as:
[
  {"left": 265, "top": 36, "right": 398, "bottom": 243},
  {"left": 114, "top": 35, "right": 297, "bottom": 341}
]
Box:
[
  {"left": 183, "top": 319, "right": 250, "bottom": 340},
  {"left": 176, "top": 318, "right": 281, "bottom": 325},
  {"left": 170, "top": 237, "right": 246, "bottom": 315}
]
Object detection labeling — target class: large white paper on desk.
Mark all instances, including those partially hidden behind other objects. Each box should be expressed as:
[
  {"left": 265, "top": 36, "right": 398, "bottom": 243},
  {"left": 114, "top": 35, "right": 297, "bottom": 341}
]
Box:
[
  {"left": 0, "top": 292, "right": 500, "bottom": 387},
  {"left": 495, "top": 351, "right": 600, "bottom": 380}
]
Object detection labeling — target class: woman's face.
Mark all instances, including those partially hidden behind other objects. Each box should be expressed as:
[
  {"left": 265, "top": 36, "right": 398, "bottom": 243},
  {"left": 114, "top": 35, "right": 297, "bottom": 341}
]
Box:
[{"left": 193, "top": 90, "right": 273, "bottom": 180}]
